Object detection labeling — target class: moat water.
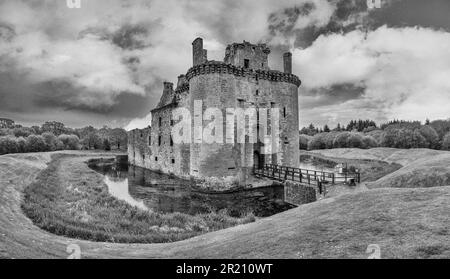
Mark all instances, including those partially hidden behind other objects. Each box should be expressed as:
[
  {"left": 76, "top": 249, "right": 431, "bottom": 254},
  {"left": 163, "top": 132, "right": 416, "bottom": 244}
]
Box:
[{"left": 88, "top": 160, "right": 295, "bottom": 217}]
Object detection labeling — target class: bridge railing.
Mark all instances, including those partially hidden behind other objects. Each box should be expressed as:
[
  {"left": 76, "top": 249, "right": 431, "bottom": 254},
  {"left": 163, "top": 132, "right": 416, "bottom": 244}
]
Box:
[{"left": 254, "top": 164, "right": 360, "bottom": 185}]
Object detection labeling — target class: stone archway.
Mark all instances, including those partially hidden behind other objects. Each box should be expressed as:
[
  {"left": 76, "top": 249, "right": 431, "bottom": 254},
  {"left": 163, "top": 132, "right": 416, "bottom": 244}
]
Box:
[{"left": 253, "top": 151, "right": 264, "bottom": 170}]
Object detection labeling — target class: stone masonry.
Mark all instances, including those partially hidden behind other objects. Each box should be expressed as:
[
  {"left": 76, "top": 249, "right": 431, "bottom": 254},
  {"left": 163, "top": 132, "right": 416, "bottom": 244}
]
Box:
[{"left": 128, "top": 38, "right": 301, "bottom": 187}]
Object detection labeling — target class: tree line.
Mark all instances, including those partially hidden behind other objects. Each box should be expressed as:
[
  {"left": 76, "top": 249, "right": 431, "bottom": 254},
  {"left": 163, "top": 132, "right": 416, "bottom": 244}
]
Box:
[
  {"left": 0, "top": 121, "right": 128, "bottom": 155},
  {"left": 300, "top": 119, "right": 450, "bottom": 151}
]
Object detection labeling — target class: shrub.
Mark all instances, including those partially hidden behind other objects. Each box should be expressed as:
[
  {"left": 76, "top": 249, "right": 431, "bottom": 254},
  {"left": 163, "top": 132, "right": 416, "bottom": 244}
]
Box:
[
  {"left": 419, "top": 125, "right": 440, "bottom": 149},
  {"left": 58, "top": 134, "right": 80, "bottom": 150},
  {"left": 42, "top": 132, "right": 58, "bottom": 151},
  {"left": 0, "top": 136, "right": 19, "bottom": 155},
  {"left": 362, "top": 135, "right": 378, "bottom": 149},
  {"left": 442, "top": 132, "right": 450, "bottom": 150},
  {"left": 308, "top": 133, "right": 328, "bottom": 150},
  {"left": 25, "top": 135, "right": 47, "bottom": 152},
  {"left": 324, "top": 132, "right": 338, "bottom": 149},
  {"left": 333, "top": 132, "right": 351, "bottom": 148},
  {"left": 16, "top": 137, "right": 27, "bottom": 153},
  {"left": 347, "top": 133, "right": 364, "bottom": 148}
]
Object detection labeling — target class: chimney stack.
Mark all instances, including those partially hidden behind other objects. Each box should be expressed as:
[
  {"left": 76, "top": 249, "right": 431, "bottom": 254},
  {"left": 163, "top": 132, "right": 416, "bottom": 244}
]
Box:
[
  {"left": 283, "top": 52, "right": 292, "bottom": 74},
  {"left": 192, "top": 37, "right": 207, "bottom": 66}
]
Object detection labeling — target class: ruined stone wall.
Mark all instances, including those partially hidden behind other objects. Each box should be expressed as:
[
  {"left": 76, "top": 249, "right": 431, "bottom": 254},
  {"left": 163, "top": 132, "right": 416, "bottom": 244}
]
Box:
[
  {"left": 127, "top": 127, "right": 151, "bottom": 168},
  {"left": 284, "top": 181, "right": 317, "bottom": 206},
  {"left": 146, "top": 85, "right": 191, "bottom": 178},
  {"left": 224, "top": 42, "right": 270, "bottom": 71}
]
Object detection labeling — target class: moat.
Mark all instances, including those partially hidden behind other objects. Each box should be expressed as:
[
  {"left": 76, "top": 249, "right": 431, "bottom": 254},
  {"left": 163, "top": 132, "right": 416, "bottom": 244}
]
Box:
[{"left": 88, "top": 160, "right": 295, "bottom": 217}]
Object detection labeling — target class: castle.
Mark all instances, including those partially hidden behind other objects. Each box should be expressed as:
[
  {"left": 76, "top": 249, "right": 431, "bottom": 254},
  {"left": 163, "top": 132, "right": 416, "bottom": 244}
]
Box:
[{"left": 128, "top": 38, "right": 301, "bottom": 186}]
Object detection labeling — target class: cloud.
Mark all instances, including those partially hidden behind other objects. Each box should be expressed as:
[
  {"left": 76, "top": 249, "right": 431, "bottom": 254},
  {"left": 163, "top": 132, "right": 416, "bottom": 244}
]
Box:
[
  {"left": 1, "top": 0, "right": 449, "bottom": 130},
  {"left": 124, "top": 113, "right": 152, "bottom": 131},
  {"left": 295, "top": 25, "right": 450, "bottom": 126}
]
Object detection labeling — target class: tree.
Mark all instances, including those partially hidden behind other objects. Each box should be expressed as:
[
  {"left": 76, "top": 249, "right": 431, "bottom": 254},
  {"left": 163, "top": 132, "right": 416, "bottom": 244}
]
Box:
[
  {"left": 323, "top": 125, "right": 330, "bottom": 133},
  {"left": 419, "top": 125, "right": 440, "bottom": 149},
  {"left": 13, "top": 127, "right": 34, "bottom": 137},
  {"left": 41, "top": 121, "right": 68, "bottom": 136},
  {"left": 25, "top": 135, "right": 46, "bottom": 152},
  {"left": 16, "top": 137, "right": 27, "bottom": 153},
  {"left": 42, "top": 132, "right": 57, "bottom": 151},
  {"left": 430, "top": 120, "right": 450, "bottom": 140},
  {"left": 347, "top": 133, "right": 364, "bottom": 148},
  {"left": 103, "top": 139, "right": 111, "bottom": 151},
  {"left": 308, "top": 133, "right": 328, "bottom": 150},
  {"left": 442, "top": 132, "right": 450, "bottom": 150},
  {"left": 108, "top": 128, "right": 128, "bottom": 150},
  {"left": 0, "top": 136, "right": 18, "bottom": 155},
  {"left": 81, "top": 132, "right": 102, "bottom": 150},
  {"left": 333, "top": 132, "right": 351, "bottom": 148},
  {"left": 299, "top": 134, "right": 310, "bottom": 150},
  {"left": 58, "top": 134, "right": 80, "bottom": 150},
  {"left": 362, "top": 136, "right": 378, "bottom": 149}
]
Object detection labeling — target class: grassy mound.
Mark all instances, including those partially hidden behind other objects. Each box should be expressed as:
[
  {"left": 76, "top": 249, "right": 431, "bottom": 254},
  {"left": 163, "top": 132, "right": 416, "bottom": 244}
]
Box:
[
  {"left": 175, "top": 187, "right": 449, "bottom": 259},
  {"left": 370, "top": 153, "right": 450, "bottom": 188},
  {"left": 21, "top": 154, "right": 255, "bottom": 243}
]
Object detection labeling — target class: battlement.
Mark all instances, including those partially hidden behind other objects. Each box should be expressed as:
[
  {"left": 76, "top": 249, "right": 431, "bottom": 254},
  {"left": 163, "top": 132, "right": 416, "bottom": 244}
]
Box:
[{"left": 186, "top": 61, "right": 301, "bottom": 87}]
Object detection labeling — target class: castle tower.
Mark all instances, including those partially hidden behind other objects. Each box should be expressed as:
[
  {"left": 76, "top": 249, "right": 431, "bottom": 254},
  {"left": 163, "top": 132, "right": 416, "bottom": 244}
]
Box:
[{"left": 187, "top": 39, "right": 300, "bottom": 185}]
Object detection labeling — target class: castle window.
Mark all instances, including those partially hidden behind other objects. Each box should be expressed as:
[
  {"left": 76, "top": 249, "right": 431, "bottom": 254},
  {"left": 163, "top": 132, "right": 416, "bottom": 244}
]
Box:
[
  {"left": 244, "top": 59, "right": 250, "bottom": 69},
  {"left": 171, "top": 159, "right": 175, "bottom": 164},
  {"left": 143, "top": 154, "right": 145, "bottom": 160},
  {"left": 148, "top": 136, "right": 151, "bottom": 146},
  {"left": 158, "top": 136, "right": 161, "bottom": 146},
  {"left": 155, "top": 157, "right": 158, "bottom": 161},
  {"left": 170, "top": 136, "right": 174, "bottom": 146},
  {"left": 256, "top": 90, "right": 259, "bottom": 96},
  {"left": 284, "top": 107, "right": 286, "bottom": 118},
  {"left": 170, "top": 119, "right": 174, "bottom": 126},
  {"left": 159, "top": 117, "right": 162, "bottom": 127}
]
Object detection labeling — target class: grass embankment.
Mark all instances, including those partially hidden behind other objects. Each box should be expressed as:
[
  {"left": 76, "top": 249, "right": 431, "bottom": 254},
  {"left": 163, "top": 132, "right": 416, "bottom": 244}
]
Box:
[
  {"left": 22, "top": 154, "right": 255, "bottom": 243},
  {"left": 307, "top": 148, "right": 450, "bottom": 188},
  {"left": 1, "top": 150, "right": 449, "bottom": 258}
]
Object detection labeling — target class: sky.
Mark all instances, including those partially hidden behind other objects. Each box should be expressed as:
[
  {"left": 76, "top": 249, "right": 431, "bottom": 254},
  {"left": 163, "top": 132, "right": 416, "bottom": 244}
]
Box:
[{"left": 0, "top": 0, "right": 449, "bottom": 130}]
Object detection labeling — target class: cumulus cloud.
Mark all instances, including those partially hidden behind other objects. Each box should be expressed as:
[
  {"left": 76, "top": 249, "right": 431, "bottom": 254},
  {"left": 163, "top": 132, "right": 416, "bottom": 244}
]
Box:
[
  {"left": 1, "top": 0, "right": 449, "bottom": 129},
  {"left": 124, "top": 113, "right": 152, "bottom": 131},
  {"left": 294, "top": 25, "right": 450, "bottom": 126}
]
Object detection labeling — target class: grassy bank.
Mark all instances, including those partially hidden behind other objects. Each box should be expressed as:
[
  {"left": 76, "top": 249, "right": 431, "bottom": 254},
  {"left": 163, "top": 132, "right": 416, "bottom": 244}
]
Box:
[{"left": 21, "top": 154, "right": 255, "bottom": 243}]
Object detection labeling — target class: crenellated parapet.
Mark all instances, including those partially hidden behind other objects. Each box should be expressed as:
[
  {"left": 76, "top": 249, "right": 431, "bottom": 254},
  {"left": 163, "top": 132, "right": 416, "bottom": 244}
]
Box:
[
  {"left": 185, "top": 61, "right": 301, "bottom": 87},
  {"left": 175, "top": 83, "right": 189, "bottom": 94}
]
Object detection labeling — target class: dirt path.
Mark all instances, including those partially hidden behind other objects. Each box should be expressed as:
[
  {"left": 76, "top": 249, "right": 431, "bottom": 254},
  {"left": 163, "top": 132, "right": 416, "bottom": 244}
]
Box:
[{"left": 1, "top": 151, "right": 449, "bottom": 259}]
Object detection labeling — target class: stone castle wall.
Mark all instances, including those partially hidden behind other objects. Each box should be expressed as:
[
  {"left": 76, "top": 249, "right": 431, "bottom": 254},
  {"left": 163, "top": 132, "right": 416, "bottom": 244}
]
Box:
[{"left": 128, "top": 38, "right": 300, "bottom": 186}]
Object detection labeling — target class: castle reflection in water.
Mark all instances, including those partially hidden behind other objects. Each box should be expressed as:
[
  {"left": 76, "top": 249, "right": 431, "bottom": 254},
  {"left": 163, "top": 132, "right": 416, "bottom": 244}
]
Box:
[{"left": 89, "top": 160, "right": 295, "bottom": 217}]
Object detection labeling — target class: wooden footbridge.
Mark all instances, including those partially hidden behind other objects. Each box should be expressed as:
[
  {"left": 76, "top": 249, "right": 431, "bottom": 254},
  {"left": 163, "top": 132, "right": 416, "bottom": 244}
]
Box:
[{"left": 254, "top": 164, "right": 361, "bottom": 186}]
